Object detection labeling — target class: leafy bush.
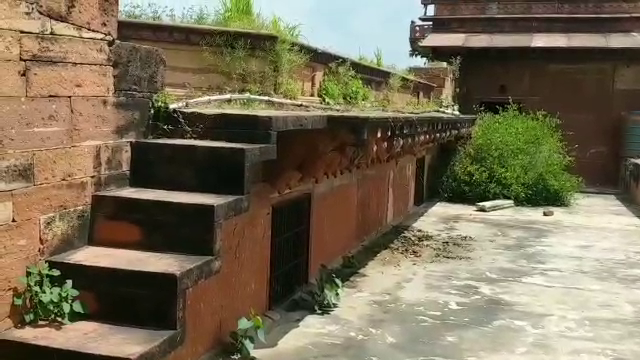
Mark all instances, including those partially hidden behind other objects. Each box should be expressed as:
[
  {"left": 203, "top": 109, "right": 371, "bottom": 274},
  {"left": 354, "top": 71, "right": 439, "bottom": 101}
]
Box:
[
  {"left": 441, "top": 106, "right": 582, "bottom": 206},
  {"left": 13, "top": 262, "right": 85, "bottom": 325},
  {"left": 319, "top": 62, "right": 372, "bottom": 106}
]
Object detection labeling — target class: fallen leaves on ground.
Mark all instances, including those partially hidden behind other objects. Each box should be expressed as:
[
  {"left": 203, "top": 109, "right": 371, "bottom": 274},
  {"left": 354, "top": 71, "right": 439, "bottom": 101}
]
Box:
[{"left": 387, "top": 226, "right": 475, "bottom": 262}]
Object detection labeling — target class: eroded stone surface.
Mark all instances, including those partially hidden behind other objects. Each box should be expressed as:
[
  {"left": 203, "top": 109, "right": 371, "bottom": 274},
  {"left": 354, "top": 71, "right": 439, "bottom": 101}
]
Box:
[
  {"left": 112, "top": 41, "right": 166, "bottom": 93},
  {"left": 0, "top": 61, "right": 26, "bottom": 97},
  {"left": 20, "top": 34, "right": 111, "bottom": 65},
  {"left": 255, "top": 195, "right": 640, "bottom": 360},
  {"left": 26, "top": 62, "right": 113, "bottom": 97},
  {"left": 36, "top": 0, "right": 119, "bottom": 37},
  {"left": 39, "top": 205, "right": 90, "bottom": 256},
  {"left": 0, "top": 97, "right": 72, "bottom": 151}
]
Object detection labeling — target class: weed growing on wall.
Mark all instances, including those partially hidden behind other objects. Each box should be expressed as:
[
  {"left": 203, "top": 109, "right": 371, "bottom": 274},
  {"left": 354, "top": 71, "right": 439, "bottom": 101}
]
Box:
[
  {"left": 120, "top": 2, "right": 215, "bottom": 24},
  {"left": 377, "top": 73, "right": 404, "bottom": 108},
  {"left": 13, "top": 262, "right": 85, "bottom": 325},
  {"left": 185, "top": 0, "right": 309, "bottom": 98},
  {"left": 311, "top": 265, "right": 344, "bottom": 314},
  {"left": 202, "top": 36, "right": 308, "bottom": 98},
  {"left": 228, "top": 309, "right": 266, "bottom": 359},
  {"left": 358, "top": 47, "right": 385, "bottom": 68},
  {"left": 441, "top": 106, "right": 582, "bottom": 206},
  {"left": 319, "top": 62, "right": 373, "bottom": 106},
  {"left": 120, "top": 0, "right": 302, "bottom": 40}
]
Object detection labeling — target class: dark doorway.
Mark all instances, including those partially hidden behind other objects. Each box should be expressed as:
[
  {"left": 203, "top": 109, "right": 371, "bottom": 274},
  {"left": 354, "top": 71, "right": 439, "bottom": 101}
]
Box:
[
  {"left": 414, "top": 156, "right": 427, "bottom": 206},
  {"left": 269, "top": 195, "right": 311, "bottom": 308}
]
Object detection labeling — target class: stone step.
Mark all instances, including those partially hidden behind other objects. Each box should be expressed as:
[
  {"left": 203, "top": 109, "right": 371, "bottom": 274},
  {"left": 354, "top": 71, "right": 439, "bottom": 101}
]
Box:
[
  {"left": 130, "top": 139, "right": 276, "bottom": 195},
  {"left": 0, "top": 320, "right": 180, "bottom": 360},
  {"left": 199, "top": 129, "right": 277, "bottom": 144},
  {"left": 90, "top": 187, "right": 247, "bottom": 255},
  {"left": 48, "top": 246, "right": 218, "bottom": 330}
]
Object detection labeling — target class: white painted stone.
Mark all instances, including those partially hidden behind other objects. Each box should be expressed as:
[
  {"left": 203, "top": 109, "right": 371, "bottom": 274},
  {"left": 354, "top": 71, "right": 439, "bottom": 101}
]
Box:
[{"left": 475, "top": 199, "right": 515, "bottom": 212}]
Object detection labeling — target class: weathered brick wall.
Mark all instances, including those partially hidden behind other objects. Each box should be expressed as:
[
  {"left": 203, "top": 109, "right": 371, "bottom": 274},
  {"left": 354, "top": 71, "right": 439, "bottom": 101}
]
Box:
[
  {"left": 410, "top": 65, "right": 455, "bottom": 103},
  {"left": 123, "top": 38, "right": 421, "bottom": 101},
  {"left": 0, "top": 0, "right": 164, "bottom": 330},
  {"left": 168, "top": 150, "right": 430, "bottom": 357}
]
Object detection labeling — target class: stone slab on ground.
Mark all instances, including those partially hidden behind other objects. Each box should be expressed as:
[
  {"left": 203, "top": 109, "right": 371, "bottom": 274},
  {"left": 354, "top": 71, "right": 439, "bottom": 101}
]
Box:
[
  {"left": 254, "top": 194, "right": 640, "bottom": 360},
  {"left": 475, "top": 199, "right": 515, "bottom": 212}
]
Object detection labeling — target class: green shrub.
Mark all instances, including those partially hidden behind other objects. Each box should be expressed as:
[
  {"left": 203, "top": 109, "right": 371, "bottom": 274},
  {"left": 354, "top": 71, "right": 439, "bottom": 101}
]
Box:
[
  {"left": 319, "top": 62, "right": 372, "bottom": 106},
  {"left": 441, "top": 106, "right": 582, "bottom": 206}
]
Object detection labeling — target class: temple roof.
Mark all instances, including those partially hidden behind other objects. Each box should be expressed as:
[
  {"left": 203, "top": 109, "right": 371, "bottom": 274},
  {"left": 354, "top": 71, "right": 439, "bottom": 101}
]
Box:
[{"left": 418, "top": 32, "right": 640, "bottom": 49}]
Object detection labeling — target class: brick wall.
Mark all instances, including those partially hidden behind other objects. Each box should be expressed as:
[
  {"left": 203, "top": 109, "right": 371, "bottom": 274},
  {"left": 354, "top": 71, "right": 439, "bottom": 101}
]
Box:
[
  {"left": 410, "top": 65, "right": 456, "bottom": 104},
  {"left": 0, "top": 0, "right": 164, "bottom": 330}
]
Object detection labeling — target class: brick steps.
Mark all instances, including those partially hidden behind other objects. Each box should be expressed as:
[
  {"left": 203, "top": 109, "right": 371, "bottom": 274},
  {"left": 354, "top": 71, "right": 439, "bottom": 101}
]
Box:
[
  {"left": 1, "top": 137, "right": 275, "bottom": 359},
  {"left": 130, "top": 139, "right": 276, "bottom": 195},
  {"left": 90, "top": 187, "right": 248, "bottom": 255},
  {"left": 0, "top": 321, "right": 179, "bottom": 360},
  {"left": 49, "top": 246, "right": 219, "bottom": 329}
]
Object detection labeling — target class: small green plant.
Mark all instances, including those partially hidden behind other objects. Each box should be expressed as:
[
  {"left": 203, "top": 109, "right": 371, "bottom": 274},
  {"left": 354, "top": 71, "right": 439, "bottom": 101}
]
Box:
[
  {"left": 229, "top": 309, "right": 266, "bottom": 359},
  {"left": 377, "top": 74, "right": 404, "bottom": 108},
  {"left": 441, "top": 105, "right": 582, "bottom": 206},
  {"left": 373, "top": 47, "right": 384, "bottom": 68},
  {"left": 13, "top": 261, "right": 85, "bottom": 325},
  {"left": 202, "top": 35, "right": 308, "bottom": 98},
  {"left": 319, "top": 62, "right": 372, "bottom": 106},
  {"left": 151, "top": 90, "right": 174, "bottom": 122},
  {"left": 312, "top": 265, "right": 344, "bottom": 313}
]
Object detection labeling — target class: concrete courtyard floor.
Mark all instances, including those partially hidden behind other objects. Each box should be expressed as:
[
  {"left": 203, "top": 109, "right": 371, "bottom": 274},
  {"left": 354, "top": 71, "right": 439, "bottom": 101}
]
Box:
[{"left": 253, "top": 194, "right": 640, "bottom": 360}]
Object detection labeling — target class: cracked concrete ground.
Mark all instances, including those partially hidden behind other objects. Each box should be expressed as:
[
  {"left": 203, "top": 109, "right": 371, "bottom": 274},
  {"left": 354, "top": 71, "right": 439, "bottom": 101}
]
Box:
[{"left": 253, "top": 194, "right": 640, "bottom": 360}]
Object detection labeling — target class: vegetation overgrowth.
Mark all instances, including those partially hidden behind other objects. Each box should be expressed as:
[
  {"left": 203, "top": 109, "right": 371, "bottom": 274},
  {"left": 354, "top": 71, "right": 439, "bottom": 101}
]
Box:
[
  {"left": 120, "top": 0, "right": 440, "bottom": 109},
  {"left": 441, "top": 106, "right": 582, "bottom": 206}
]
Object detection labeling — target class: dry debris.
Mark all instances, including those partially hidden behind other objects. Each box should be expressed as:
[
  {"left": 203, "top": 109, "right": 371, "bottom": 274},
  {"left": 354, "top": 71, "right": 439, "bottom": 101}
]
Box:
[{"left": 388, "top": 226, "right": 475, "bottom": 262}]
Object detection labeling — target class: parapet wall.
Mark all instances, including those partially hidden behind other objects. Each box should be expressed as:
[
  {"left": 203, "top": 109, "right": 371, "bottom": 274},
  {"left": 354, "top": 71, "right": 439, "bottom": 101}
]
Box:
[
  {"left": 118, "top": 19, "right": 436, "bottom": 102},
  {"left": 0, "top": 0, "right": 164, "bottom": 330}
]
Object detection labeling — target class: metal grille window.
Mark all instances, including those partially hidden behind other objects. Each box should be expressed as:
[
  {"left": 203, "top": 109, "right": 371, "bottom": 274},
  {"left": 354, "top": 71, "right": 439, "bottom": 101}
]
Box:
[
  {"left": 414, "top": 156, "right": 427, "bottom": 206},
  {"left": 269, "top": 195, "right": 311, "bottom": 308}
]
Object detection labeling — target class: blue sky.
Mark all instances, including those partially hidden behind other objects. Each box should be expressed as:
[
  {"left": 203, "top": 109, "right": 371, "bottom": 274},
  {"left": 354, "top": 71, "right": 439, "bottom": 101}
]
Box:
[{"left": 121, "top": 0, "right": 426, "bottom": 68}]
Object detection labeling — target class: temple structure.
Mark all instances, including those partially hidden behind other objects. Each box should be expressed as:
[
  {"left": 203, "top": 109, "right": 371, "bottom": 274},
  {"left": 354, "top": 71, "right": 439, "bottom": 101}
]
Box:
[{"left": 411, "top": 0, "right": 640, "bottom": 189}]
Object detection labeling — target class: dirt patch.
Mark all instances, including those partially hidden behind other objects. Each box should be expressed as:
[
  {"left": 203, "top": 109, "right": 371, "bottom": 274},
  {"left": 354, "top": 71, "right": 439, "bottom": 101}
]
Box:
[{"left": 385, "top": 225, "right": 475, "bottom": 263}]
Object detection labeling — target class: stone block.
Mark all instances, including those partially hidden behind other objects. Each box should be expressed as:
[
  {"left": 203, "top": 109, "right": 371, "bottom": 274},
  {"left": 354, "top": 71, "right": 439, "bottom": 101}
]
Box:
[
  {"left": 12, "top": 178, "right": 91, "bottom": 221},
  {"left": 37, "top": 0, "right": 118, "bottom": 37},
  {"left": 26, "top": 62, "right": 113, "bottom": 97},
  {"left": 0, "top": 218, "right": 40, "bottom": 328},
  {"left": 40, "top": 206, "right": 90, "bottom": 256},
  {"left": 0, "top": 30, "right": 19, "bottom": 61},
  {"left": 0, "top": 193, "right": 12, "bottom": 224},
  {"left": 0, "top": 97, "right": 72, "bottom": 151},
  {"left": 0, "top": 153, "right": 34, "bottom": 192},
  {"left": 99, "top": 142, "right": 131, "bottom": 174},
  {"left": 71, "top": 97, "right": 150, "bottom": 143},
  {"left": 92, "top": 171, "right": 129, "bottom": 193},
  {"left": 112, "top": 41, "right": 166, "bottom": 93},
  {"left": 0, "top": 0, "right": 51, "bottom": 34},
  {"left": 21, "top": 34, "right": 111, "bottom": 65},
  {"left": 50, "top": 19, "right": 113, "bottom": 40},
  {"left": 34, "top": 145, "right": 99, "bottom": 184},
  {"left": 0, "top": 61, "right": 25, "bottom": 97},
  {"left": 475, "top": 199, "right": 515, "bottom": 212}
]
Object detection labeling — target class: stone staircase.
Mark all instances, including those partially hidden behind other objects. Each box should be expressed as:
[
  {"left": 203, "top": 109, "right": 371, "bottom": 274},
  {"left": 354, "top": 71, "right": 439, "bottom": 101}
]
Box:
[{"left": 0, "top": 138, "right": 277, "bottom": 359}]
